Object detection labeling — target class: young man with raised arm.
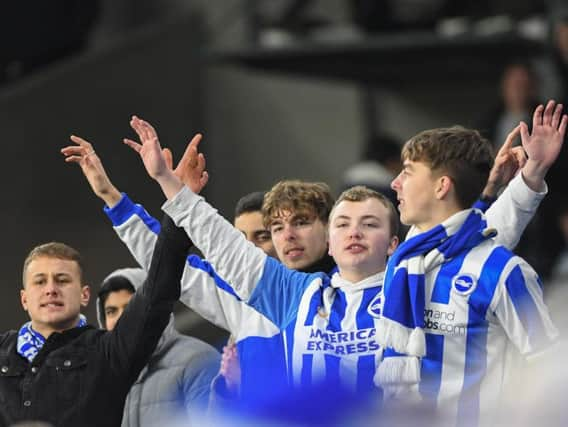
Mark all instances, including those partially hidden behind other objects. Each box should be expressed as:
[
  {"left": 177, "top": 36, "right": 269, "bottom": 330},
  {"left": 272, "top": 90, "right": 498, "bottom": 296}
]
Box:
[
  {"left": 375, "top": 102, "right": 566, "bottom": 426},
  {"left": 0, "top": 213, "right": 190, "bottom": 426}
]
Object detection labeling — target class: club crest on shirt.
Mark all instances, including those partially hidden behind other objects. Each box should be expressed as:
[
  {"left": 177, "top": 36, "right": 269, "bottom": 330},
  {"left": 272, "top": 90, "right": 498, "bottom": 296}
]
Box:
[
  {"left": 452, "top": 273, "right": 477, "bottom": 296},
  {"left": 367, "top": 291, "right": 383, "bottom": 318}
]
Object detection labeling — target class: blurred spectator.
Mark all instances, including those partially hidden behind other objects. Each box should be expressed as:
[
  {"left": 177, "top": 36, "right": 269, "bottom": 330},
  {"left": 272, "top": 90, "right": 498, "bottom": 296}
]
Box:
[
  {"left": 341, "top": 132, "right": 401, "bottom": 204},
  {"left": 478, "top": 61, "right": 540, "bottom": 148}
]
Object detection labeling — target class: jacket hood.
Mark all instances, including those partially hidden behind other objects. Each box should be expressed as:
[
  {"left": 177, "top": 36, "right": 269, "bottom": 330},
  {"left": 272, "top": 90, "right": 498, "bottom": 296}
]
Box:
[{"left": 96, "top": 268, "right": 147, "bottom": 329}]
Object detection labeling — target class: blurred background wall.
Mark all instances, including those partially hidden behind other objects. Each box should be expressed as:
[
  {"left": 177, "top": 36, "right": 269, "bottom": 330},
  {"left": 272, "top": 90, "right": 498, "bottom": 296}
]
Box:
[{"left": 0, "top": 0, "right": 566, "bottom": 348}]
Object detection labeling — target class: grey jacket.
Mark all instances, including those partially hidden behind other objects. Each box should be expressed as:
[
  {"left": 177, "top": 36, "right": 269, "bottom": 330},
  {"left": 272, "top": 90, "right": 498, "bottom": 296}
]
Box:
[{"left": 97, "top": 268, "right": 220, "bottom": 426}]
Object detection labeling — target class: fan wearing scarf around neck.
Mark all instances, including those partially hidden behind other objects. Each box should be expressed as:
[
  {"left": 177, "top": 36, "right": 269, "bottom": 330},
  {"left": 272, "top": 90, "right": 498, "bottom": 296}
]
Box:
[{"left": 376, "top": 116, "right": 562, "bottom": 424}]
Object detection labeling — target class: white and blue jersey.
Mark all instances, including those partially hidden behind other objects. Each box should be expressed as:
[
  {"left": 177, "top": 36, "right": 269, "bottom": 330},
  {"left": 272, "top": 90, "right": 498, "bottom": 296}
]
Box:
[
  {"left": 105, "top": 192, "right": 384, "bottom": 396},
  {"left": 417, "top": 231, "right": 557, "bottom": 426},
  {"left": 104, "top": 172, "right": 548, "bottom": 410}
]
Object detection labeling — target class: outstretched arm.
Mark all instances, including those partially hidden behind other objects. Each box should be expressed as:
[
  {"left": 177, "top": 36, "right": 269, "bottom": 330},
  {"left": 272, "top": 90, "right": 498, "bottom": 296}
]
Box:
[
  {"left": 485, "top": 100, "right": 567, "bottom": 249},
  {"left": 125, "top": 115, "right": 313, "bottom": 328},
  {"left": 102, "top": 214, "right": 190, "bottom": 376}
]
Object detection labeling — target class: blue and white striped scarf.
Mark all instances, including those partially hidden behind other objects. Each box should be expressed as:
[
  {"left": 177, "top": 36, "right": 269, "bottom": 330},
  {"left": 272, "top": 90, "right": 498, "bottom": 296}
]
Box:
[
  {"left": 375, "top": 208, "right": 495, "bottom": 398},
  {"left": 17, "top": 315, "right": 87, "bottom": 362}
]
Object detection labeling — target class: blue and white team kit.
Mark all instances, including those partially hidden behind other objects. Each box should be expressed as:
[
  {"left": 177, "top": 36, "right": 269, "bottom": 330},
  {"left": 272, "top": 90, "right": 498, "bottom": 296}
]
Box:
[{"left": 104, "top": 173, "right": 556, "bottom": 425}]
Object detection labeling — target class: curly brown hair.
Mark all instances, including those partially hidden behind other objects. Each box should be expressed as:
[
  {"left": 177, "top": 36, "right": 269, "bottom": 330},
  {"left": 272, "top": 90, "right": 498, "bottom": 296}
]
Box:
[
  {"left": 262, "top": 180, "right": 335, "bottom": 228},
  {"left": 402, "top": 126, "right": 495, "bottom": 209}
]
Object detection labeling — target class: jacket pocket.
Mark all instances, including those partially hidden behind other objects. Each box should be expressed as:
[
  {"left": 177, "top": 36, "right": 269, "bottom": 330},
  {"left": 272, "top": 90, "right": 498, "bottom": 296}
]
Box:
[
  {"left": 45, "top": 353, "right": 88, "bottom": 405},
  {"left": 0, "top": 354, "right": 26, "bottom": 411}
]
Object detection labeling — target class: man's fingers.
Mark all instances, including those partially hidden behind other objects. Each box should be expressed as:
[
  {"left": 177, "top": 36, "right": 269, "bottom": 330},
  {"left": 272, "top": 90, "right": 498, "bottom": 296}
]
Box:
[
  {"left": 69, "top": 134, "right": 93, "bottom": 149},
  {"left": 162, "top": 148, "right": 174, "bottom": 170},
  {"left": 188, "top": 133, "right": 203, "bottom": 149},
  {"left": 196, "top": 152, "right": 206, "bottom": 172},
  {"left": 200, "top": 171, "right": 209, "bottom": 188},
  {"left": 139, "top": 118, "right": 156, "bottom": 142},
  {"left": 130, "top": 116, "right": 145, "bottom": 140},
  {"left": 532, "top": 104, "right": 544, "bottom": 128},
  {"left": 559, "top": 114, "right": 568, "bottom": 138},
  {"left": 551, "top": 103, "right": 564, "bottom": 129},
  {"left": 61, "top": 146, "right": 86, "bottom": 156},
  {"left": 542, "top": 100, "right": 555, "bottom": 126},
  {"left": 123, "top": 138, "right": 142, "bottom": 153},
  {"left": 64, "top": 155, "right": 84, "bottom": 163},
  {"left": 511, "top": 146, "right": 527, "bottom": 170},
  {"left": 179, "top": 133, "right": 203, "bottom": 163},
  {"left": 519, "top": 121, "right": 530, "bottom": 145},
  {"left": 499, "top": 125, "right": 520, "bottom": 156}
]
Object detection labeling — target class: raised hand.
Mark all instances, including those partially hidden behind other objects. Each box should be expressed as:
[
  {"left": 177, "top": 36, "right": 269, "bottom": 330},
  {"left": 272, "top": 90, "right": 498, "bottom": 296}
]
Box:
[
  {"left": 482, "top": 125, "right": 527, "bottom": 198},
  {"left": 124, "top": 116, "right": 183, "bottom": 199},
  {"left": 61, "top": 135, "right": 122, "bottom": 207},
  {"left": 519, "top": 100, "right": 567, "bottom": 191},
  {"left": 124, "top": 116, "right": 170, "bottom": 180},
  {"left": 174, "top": 133, "right": 209, "bottom": 194}
]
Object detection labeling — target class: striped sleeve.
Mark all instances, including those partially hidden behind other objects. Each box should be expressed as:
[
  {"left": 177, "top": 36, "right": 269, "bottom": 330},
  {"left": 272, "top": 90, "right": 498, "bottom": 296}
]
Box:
[
  {"left": 163, "top": 186, "right": 314, "bottom": 329},
  {"left": 493, "top": 257, "right": 558, "bottom": 355},
  {"left": 105, "top": 193, "right": 279, "bottom": 336}
]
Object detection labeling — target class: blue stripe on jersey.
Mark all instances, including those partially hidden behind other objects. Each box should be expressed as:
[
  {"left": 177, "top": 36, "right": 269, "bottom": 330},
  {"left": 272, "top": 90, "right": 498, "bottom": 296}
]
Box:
[
  {"left": 325, "top": 289, "right": 347, "bottom": 386},
  {"left": 356, "top": 287, "right": 380, "bottom": 393},
  {"left": 431, "top": 251, "right": 469, "bottom": 304},
  {"left": 303, "top": 291, "right": 323, "bottom": 327},
  {"left": 186, "top": 255, "right": 241, "bottom": 301},
  {"left": 419, "top": 333, "right": 444, "bottom": 399},
  {"left": 104, "top": 193, "right": 160, "bottom": 233},
  {"left": 457, "top": 246, "right": 511, "bottom": 424},
  {"left": 469, "top": 246, "right": 511, "bottom": 315},
  {"left": 301, "top": 354, "right": 313, "bottom": 387},
  {"left": 327, "top": 289, "right": 346, "bottom": 332},
  {"left": 249, "top": 257, "right": 321, "bottom": 329},
  {"left": 506, "top": 265, "right": 548, "bottom": 350},
  {"left": 284, "top": 323, "right": 295, "bottom": 385}
]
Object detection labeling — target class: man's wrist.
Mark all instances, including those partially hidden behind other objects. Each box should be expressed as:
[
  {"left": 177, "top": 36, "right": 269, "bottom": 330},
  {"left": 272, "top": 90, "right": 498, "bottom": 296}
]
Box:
[
  {"left": 157, "top": 170, "right": 184, "bottom": 200},
  {"left": 521, "top": 160, "right": 547, "bottom": 192},
  {"left": 100, "top": 186, "right": 122, "bottom": 208},
  {"left": 481, "top": 182, "right": 499, "bottom": 199}
]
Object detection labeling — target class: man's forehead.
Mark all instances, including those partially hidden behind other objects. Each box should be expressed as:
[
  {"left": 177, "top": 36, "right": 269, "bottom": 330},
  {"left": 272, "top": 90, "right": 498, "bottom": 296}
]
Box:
[
  {"left": 332, "top": 199, "right": 387, "bottom": 219},
  {"left": 105, "top": 289, "right": 134, "bottom": 306},
  {"left": 26, "top": 256, "right": 80, "bottom": 275},
  {"left": 270, "top": 208, "right": 316, "bottom": 223}
]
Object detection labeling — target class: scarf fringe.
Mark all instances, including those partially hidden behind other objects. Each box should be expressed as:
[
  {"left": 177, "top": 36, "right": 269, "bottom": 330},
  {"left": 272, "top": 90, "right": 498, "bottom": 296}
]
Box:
[{"left": 376, "top": 317, "right": 426, "bottom": 357}]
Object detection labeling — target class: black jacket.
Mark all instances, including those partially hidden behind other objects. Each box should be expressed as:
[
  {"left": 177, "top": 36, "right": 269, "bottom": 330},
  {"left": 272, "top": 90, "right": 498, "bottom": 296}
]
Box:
[{"left": 0, "top": 215, "right": 189, "bottom": 427}]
